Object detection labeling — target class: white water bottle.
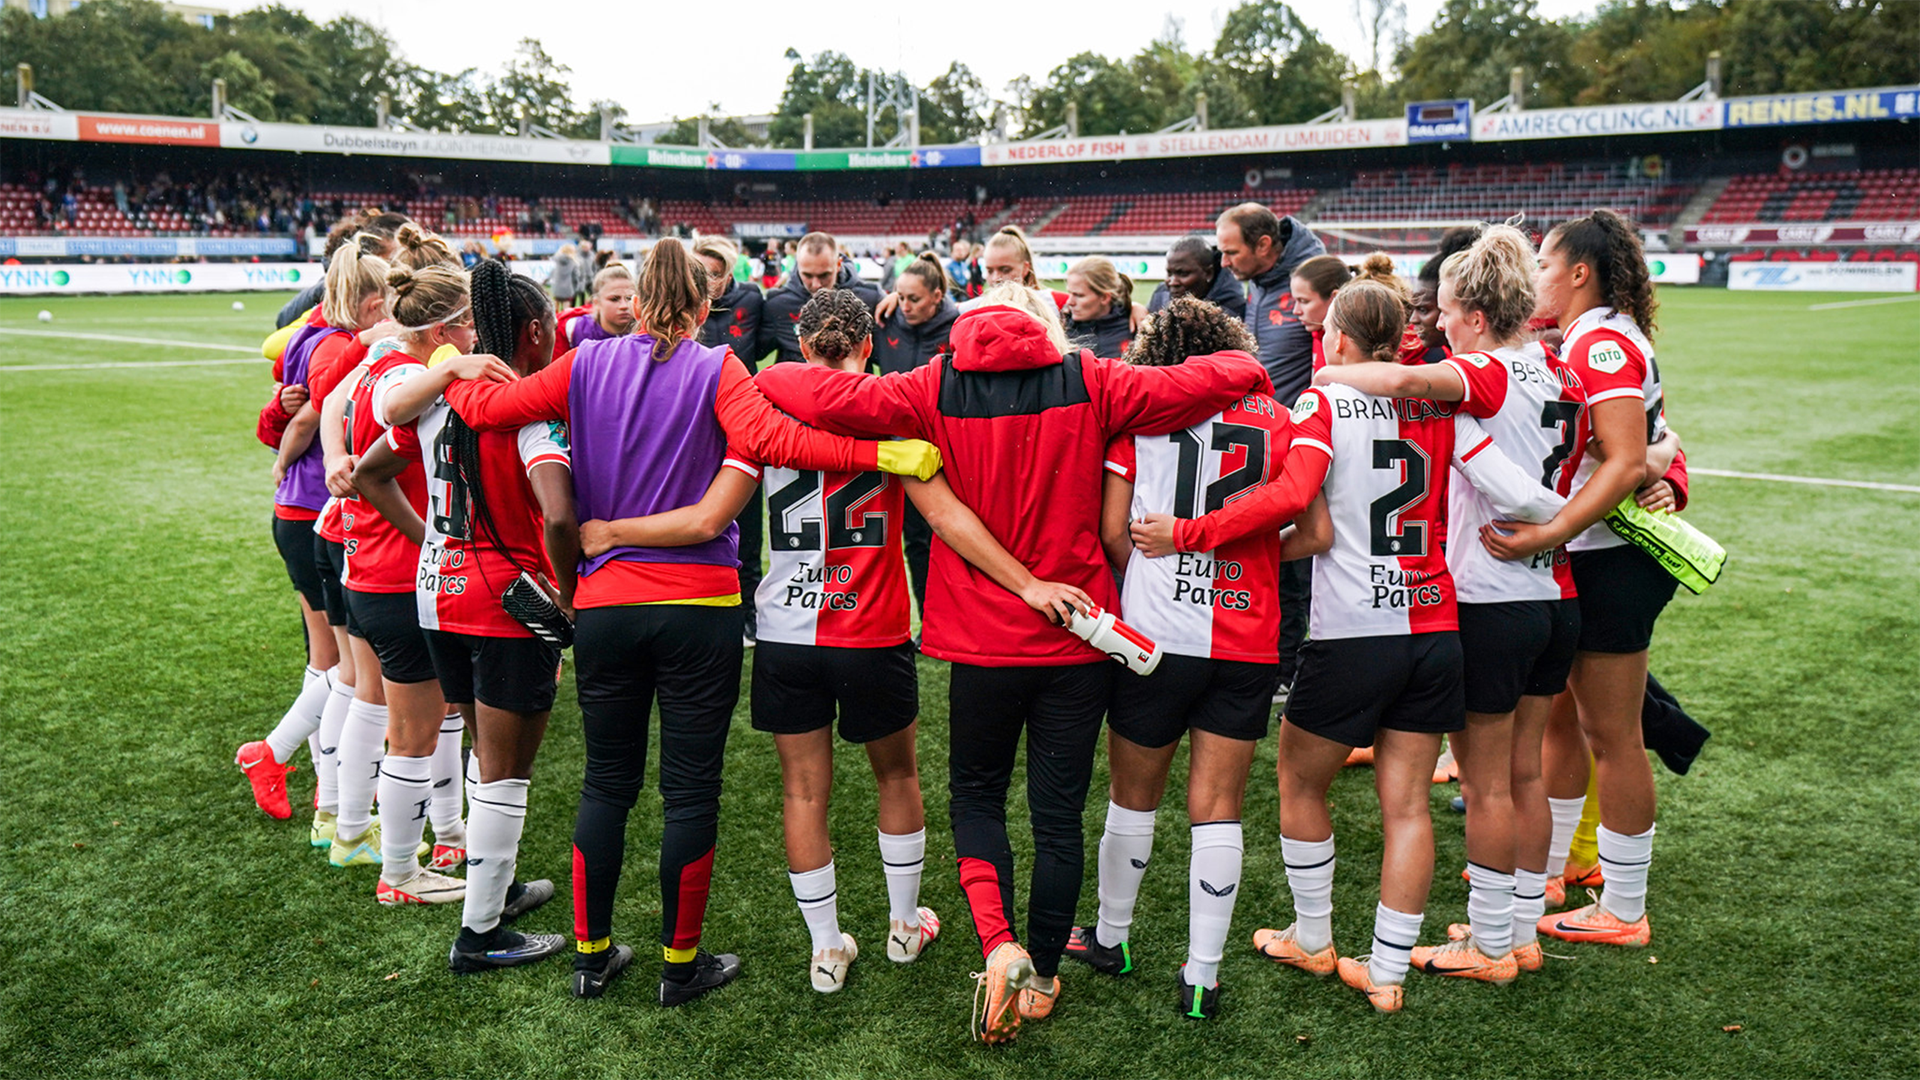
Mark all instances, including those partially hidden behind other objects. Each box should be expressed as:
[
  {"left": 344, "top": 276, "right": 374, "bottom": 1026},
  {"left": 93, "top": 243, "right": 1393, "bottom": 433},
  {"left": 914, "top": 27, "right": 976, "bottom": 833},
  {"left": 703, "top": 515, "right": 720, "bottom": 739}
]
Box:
[{"left": 1064, "top": 604, "right": 1164, "bottom": 676}]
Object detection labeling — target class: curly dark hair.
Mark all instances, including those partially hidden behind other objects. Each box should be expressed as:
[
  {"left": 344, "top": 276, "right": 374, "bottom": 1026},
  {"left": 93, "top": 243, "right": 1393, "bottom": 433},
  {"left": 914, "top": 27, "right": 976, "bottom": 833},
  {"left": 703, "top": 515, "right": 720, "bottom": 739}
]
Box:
[
  {"left": 797, "top": 288, "right": 874, "bottom": 363},
  {"left": 1123, "top": 296, "right": 1256, "bottom": 367},
  {"left": 1547, "top": 208, "right": 1658, "bottom": 339}
]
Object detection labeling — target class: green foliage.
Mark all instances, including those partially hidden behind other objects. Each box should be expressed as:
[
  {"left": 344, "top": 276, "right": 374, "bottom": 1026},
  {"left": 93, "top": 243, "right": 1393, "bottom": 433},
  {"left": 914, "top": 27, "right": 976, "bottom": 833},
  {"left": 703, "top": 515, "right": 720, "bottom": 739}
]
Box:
[
  {"left": 767, "top": 51, "right": 888, "bottom": 149},
  {"left": 919, "top": 62, "right": 992, "bottom": 147},
  {"left": 654, "top": 111, "right": 764, "bottom": 148},
  {"left": 1396, "top": 0, "right": 1588, "bottom": 107},
  {"left": 1211, "top": 0, "right": 1350, "bottom": 123}
]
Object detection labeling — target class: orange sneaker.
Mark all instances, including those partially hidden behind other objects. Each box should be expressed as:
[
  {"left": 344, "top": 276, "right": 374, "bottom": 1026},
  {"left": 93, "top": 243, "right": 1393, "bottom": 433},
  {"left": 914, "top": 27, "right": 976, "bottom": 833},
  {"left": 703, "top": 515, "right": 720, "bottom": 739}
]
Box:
[
  {"left": 1336, "top": 956, "right": 1402, "bottom": 1013},
  {"left": 1344, "top": 745, "right": 1375, "bottom": 767},
  {"left": 1539, "top": 899, "right": 1649, "bottom": 947},
  {"left": 971, "top": 942, "right": 1034, "bottom": 1045},
  {"left": 235, "top": 740, "right": 295, "bottom": 820},
  {"left": 1445, "top": 923, "right": 1543, "bottom": 972},
  {"left": 1563, "top": 861, "right": 1605, "bottom": 889},
  {"left": 1412, "top": 935, "right": 1518, "bottom": 985},
  {"left": 1251, "top": 924, "right": 1337, "bottom": 976},
  {"left": 1432, "top": 747, "right": 1458, "bottom": 784},
  {"left": 1544, "top": 875, "right": 1567, "bottom": 908},
  {"left": 1017, "top": 972, "right": 1061, "bottom": 1021}
]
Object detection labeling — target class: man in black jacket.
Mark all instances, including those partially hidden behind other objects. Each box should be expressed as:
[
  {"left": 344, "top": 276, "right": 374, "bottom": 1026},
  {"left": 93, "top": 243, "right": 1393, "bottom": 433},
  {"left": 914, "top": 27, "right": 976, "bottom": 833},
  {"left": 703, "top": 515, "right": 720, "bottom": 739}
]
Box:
[
  {"left": 1215, "top": 203, "right": 1326, "bottom": 699},
  {"left": 754, "top": 231, "right": 882, "bottom": 364}
]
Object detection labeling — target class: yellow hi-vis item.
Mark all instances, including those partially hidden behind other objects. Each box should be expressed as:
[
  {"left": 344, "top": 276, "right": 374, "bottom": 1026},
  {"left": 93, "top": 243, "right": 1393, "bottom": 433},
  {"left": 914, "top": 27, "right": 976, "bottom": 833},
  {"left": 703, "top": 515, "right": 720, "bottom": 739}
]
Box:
[
  {"left": 1604, "top": 498, "right": 1726, "bottom": 595},
  {"left": 261, "top": 306, "right": 317, "bottom": 362},
  {"left": 875, "top": 440, "right": 943, "bottom": 482}
]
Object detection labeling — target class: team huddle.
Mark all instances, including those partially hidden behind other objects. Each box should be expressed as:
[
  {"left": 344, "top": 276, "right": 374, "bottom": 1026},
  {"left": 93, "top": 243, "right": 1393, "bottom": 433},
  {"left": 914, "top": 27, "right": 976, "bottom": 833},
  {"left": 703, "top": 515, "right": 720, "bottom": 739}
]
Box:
[{"left": 235, "top": 200, "right": 1703, "bottom": 1042}]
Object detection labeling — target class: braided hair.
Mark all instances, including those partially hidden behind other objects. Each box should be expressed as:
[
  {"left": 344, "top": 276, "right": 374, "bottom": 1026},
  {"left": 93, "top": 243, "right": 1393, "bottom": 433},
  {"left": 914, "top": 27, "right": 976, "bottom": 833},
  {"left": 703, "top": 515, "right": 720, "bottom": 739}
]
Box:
[
  {"left": 1546, "top": 208, "right": 1658, "bottom": 338},
  {"left": 797, "top": 288, "right": 874, "bottom": 364},
  {"left": 1124, "top": 296, "right": 1255, "bottom": 367},
  {"left": 444, "top": 258, "right": 557, "bottom": 585}
]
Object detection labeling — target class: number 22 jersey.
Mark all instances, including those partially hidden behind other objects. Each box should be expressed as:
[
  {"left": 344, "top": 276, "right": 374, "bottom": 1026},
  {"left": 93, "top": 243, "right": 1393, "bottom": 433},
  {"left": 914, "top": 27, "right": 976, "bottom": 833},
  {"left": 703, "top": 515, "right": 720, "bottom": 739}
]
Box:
[
  {"left": 735, "top": 454, "right": 912, "bottom": 649},
  {"left": 1108, "top": 391, "right": 1294, "bottom": 663}
]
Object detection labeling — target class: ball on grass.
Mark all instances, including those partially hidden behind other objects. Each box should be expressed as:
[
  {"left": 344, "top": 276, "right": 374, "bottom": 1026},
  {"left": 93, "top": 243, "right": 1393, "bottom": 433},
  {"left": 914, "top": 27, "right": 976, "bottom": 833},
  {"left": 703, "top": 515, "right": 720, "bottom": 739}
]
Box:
[
  {"left": 232, "top": 301, "right": 246, "bottom": 311},
  {"left": 37, "top": 310, "right": 52, "bottom": 322}
]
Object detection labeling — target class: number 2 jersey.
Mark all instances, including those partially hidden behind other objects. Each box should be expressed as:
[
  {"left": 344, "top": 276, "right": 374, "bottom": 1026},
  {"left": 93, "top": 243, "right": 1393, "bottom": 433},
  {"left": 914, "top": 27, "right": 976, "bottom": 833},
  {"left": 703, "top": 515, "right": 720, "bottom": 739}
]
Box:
[
  {"left": 388, "top": 402, "right": 570, "bottom": 638},
  {"left": 1439, "top": 343, "right": 1586, "bottom": 603},
  {"left": 734, "top": 455, "right": 911, "bottom": 649},
  {"left": 1289, "top": 384, "right": 1563, "bottom": 641},
  {"left": 1107, "top": 392, "right": 1294, "bottom": 663},
  {"left": 1560, "top": 307, "right": 1667, "bottom": 554}
]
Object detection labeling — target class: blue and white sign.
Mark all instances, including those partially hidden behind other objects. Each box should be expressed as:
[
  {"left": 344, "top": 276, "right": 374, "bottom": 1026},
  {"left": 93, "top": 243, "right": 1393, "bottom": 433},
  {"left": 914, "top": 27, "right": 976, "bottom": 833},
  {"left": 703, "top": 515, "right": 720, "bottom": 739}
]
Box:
[
  {"left": 1406, "top": 100, "right": 1473, "bottom": 143},
  {"left": 1474, "top": 101, "right": 1721, "bottom": 141},
  {"left": 1723, "top": 87, "right": 1920, "bottom": 128}
]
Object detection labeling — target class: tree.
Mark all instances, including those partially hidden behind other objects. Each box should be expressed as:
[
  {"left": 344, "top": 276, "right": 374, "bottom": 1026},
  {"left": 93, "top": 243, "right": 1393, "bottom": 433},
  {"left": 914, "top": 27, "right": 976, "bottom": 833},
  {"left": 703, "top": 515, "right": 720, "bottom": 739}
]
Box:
[
  {"left": 1396, "top": 0, "right": 1587, "bottom": 107},
  {"left": 1353, "top": 0, "right": 1407, "bottom": 74},
  {"left": 485, "top": 39, "right": 586, "bottom": 136},
  {"left": 1212, "top": 1, "right": 1348, "bottom": 124},
  {"left": 920, "top": 62, "right": 991, "bottom": 145},
  {"left": 654, "top": 110, "right": 764, "bottom": 147},
  {"left": 767, "top": 51, "right": 885, "bottom": 148},
  {"left": 1713, "top": 0, "right": 1919, "bottom": 96},
  {"left": 1023, "top": 51, "right": 1160, "bottom": 136}
]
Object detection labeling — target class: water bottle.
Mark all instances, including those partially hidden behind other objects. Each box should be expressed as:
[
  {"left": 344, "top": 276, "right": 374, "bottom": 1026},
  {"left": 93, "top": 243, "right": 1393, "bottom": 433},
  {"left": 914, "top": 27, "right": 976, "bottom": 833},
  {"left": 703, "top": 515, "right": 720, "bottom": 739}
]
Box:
[{"left": 1064, "top": 604, "right": 1164, "bottom": 676}]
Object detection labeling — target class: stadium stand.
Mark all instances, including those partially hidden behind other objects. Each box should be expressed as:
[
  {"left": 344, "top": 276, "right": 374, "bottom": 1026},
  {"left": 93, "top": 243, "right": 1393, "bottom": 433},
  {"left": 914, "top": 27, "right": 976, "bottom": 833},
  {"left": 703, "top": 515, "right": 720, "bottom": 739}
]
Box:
[
  {"left": 656, "top": 198, "right": 1000, "bottom": 239},
  {"left": 1700, "top": 167, "right": 1920, "bottom": 223},
  {"left": 1315, "top": 162, "right": 1695, "bottom": 228}
]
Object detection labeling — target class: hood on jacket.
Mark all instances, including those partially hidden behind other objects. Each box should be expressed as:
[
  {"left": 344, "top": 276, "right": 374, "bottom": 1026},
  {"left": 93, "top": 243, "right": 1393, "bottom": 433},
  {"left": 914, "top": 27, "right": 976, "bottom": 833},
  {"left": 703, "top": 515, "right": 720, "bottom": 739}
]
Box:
[
  {"left": 1254, "top": 215, "right": 1326, "bottom": 288},
  {"left": 949, "top": 305, "right": 1068, "bottom": 373},
  {"left": 888, "top": 294, "right": 958, "bottom": 338}
]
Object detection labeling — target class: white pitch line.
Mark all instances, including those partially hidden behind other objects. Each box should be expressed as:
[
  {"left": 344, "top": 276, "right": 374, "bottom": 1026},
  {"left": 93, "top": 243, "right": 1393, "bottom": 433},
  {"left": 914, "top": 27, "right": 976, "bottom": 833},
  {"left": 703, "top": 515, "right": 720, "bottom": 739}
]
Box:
[
  {"left": 1805, "top": 294, "right": 1920, "bottom": 311},
  {"left": 1692, "top": 467, "right": 1920, "bottom": 494},
  {"left": 0, "top": 327, "right": 258, "bottom": 352},
  {"left": 0, "top": 357, "right": 268, "bottom": 372}
]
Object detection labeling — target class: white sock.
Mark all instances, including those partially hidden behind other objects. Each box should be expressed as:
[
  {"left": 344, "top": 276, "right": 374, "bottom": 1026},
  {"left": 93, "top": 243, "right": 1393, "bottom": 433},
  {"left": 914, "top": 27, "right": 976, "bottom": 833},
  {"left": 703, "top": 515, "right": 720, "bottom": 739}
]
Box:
[
  {"left": 1513, "top": 868, "right": 1547, "bottom": 947},
  {"left": 1546, "top": 796, "right": 1585, "bottom": 878},
  {"left": 465, "top": 752, "right": 481, "bottom": 812},
  {"left": 1465, "top": 862, "right": 1515, "bottom": 956},
  {"left": 334, "top": 699, "right": 387, "bottom": 840},
  {"left": 1596, "top": 823, "right": 1655, "bottom": 922},
  {"left": 877, "top": 829, "right": 926, "bottom": 926},
  {"left": 1185, "top": 821, "right": 1242, "bottom": 989},
  {"left": 1281, "top": 834, "right": 1336, "bottom": 953},
  {"left": 1094, "top": 802, "right": 1157, "bottom": 948},
  {"left": 461, "top": 778, "right": 529, "bottom": 934},
  {"left": 789, "top": 862, "right": 842, "bottom": 954},
  {"left": 428, "top": 714, "right": 465, "bottom": 845},
  {"left": 314, "top": 675, "right": 352, "bottom": 814},
  {"left": 1369, "top": 903, "right": 1424, "bottom": 987},
  {"left": 264, "top": 666, "right": 331, "bottom": 763},
  {"left": 377, "top": 754, "right": 433, "bottom": 882}
]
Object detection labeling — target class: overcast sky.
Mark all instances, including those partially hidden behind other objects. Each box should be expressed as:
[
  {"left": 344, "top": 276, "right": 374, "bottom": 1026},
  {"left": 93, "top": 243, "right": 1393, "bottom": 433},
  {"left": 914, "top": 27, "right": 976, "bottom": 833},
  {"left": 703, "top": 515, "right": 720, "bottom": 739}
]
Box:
[{"left": 282, "top": 0, "right": 1598, "bottom": 126}]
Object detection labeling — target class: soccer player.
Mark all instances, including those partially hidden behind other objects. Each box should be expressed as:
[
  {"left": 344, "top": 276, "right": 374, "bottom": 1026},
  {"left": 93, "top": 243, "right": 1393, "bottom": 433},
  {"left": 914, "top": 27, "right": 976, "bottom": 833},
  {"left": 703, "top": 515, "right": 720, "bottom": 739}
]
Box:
[
  {"left": 551, "top": 263, "right": 636, "bottom": 360},
  {"left": 1290, "top": 254, "right": 1355, "bottom": 373},
  {"left": 1061, "top": 256, "right": 1137, "bottom": 358},
  {"left": 1310, "top": 225, "right": 1590, "bottom": 981},
  {"left": 334, "top": 257, "right": 479, "bottom": 906},
  {"left": 1146, "top": 238, "right": 1247, "bottom": 320},
  {"left": 695, "top": 236, "right": 764, "bottom": 355},
  {"left": 1480, "top": 209, "right": 1684, "bottom": 949},
  {"left": 1215, "top": 203, "right": 1326, "bottom": 703},
  {"left": 236, "top": 236, "right": 386, "bottom": 832},
  {"left": 870, "top": 253, "right": 960, "bottom": 611},
  {"left": 1404, "top": 226, "right": 1484, "bottom": 366},
  {"left": 1132, "top": 276, "right": 1563, "bottom": 1013},
  {"left": 350, "top": 258, "right": 571, "bottom": 969},
  {"left": 1067, "top": 297, "right": 1330, "bottom": 1021},
  {"left": 438, "top": 239, "right": 940, "bottom": 1007},
  {"left": 751, "top": 282, "right": 1271, "bottom": 1044}
]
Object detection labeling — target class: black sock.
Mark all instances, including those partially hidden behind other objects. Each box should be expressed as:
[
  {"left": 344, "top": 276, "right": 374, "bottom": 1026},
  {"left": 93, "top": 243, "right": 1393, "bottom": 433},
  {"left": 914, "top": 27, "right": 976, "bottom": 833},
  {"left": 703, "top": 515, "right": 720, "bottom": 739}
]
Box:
[{"left": 663, "top": 957, "right": 695, "bottom": 984}]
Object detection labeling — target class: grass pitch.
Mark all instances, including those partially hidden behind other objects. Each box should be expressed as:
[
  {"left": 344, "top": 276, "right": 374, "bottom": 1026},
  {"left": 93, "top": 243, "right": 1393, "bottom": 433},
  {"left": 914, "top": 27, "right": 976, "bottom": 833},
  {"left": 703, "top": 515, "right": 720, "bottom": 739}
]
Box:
[{"left": 1, "top": 288, "right": 1916, "bottom": 1078}]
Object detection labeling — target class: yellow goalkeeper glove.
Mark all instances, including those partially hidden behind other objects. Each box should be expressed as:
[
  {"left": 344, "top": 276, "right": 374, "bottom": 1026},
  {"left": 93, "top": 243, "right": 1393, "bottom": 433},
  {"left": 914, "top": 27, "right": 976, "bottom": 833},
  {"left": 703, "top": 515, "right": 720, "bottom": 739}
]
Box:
[{"left": 874, "top": 439, "right": 943, "bottom": 482}]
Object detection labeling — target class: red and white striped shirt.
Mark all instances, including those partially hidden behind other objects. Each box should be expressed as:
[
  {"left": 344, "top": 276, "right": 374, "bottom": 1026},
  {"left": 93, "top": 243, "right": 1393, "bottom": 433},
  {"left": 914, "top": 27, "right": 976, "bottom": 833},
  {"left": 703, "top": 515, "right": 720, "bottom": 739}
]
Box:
[
  {"left": 1560, "top": 307, "right": 1666, "bottom": 554},
  {"left": 737, "top": 455, "right": 912, "bottom": 649},
  {"left": 339, "top": 349, "right": 427, "bottom": 593}
]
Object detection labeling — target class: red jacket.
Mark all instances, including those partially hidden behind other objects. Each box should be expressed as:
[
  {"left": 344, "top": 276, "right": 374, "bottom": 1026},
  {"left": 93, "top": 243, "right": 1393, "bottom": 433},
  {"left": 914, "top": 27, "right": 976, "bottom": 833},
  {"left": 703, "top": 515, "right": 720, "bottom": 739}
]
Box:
[{"left": 754, "top": 304, "right": 1271, "bottom": 667}]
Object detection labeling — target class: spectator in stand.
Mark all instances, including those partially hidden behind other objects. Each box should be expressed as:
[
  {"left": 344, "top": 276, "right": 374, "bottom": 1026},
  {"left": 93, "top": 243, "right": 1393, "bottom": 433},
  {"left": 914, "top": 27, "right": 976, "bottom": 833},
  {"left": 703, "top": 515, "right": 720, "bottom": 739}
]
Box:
[
  {"left": 946, "top": 239, "right": 979, "bottom": 302},
  {"left": 1215, "top": 201, "right": 1327, "bottom": 703},
  {"left": 461, "top": 240, "right": 484, "bottom": 269},
  {"left": 1146, "top": 237, "right": 1246, "bottom": 320},
  {"left": 549, "top": 241, "right": 586, "bottom": 309},
  {"left": 881, "top": 241, "right": 916, "bottom": 293}
]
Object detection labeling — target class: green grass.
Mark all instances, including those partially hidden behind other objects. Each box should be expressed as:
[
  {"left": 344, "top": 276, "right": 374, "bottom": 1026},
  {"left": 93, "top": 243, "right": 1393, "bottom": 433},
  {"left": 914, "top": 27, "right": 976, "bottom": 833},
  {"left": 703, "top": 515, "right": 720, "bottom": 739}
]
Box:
[{"left": 1, "top": 288, "right": 1917, "bottom": 1078}]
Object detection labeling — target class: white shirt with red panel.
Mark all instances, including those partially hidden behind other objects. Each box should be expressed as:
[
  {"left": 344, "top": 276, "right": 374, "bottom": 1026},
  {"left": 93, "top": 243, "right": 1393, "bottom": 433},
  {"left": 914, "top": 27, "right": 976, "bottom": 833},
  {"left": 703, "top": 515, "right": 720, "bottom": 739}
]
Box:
[
  {"left": 389, "top": 400, "right": 570, "bottom": 637},
  {"left": 734, "top": 452, "right": 913, "bottom": 649},
  {"left": 1559, "top": 307, "right": 1667, "bottom": 553},
  {"left": 339, "top": 348, "right": 429, "bottom": 592},
  {"left": 1289, "top": 384, "right": 1560, "bottom": 640},
  {"left": 1106, "top": 390, "right": 1293, "bottom": 663},
  {"left": 1438, "top": 342, "right": 1588, "bottom": 603}
]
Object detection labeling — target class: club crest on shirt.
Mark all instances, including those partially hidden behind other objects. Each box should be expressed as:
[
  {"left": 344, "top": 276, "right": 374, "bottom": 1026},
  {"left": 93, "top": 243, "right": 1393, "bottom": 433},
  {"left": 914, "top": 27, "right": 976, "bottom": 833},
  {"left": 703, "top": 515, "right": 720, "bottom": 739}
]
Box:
[{"left": 1586, "top": 341, "right": 1629, "bottom": 374}]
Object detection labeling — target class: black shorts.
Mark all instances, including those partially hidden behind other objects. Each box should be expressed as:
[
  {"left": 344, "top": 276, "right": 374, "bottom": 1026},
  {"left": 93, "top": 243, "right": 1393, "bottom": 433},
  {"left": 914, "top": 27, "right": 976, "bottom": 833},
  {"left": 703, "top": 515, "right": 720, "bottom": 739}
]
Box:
[
  {"left": 1285, "top": 632, "right": 1464, "bottom": 747},
  {"left": 1458, "top": 599, "right": 1581, "bottom": 714},
  {"left": 273, "top": 515, "right": 325, "bottom": 612},
  {"left": 344, "top": 588, "right": 437, "bottom": 685},
  {"left": 1107, "top": 654, "right": 1278, "bottom": 748},
  {"left": 750, "top": 640, "right": 918, "bottom": 743},
  {"left": 423, "top": 628, "right": 562, "bottom": 714},
  {"left": 1570, "top": 545, "right": 1678, "bottom": 654},
  {"left": 315, "top": 537, "right": 349, "bottom": 628}
]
